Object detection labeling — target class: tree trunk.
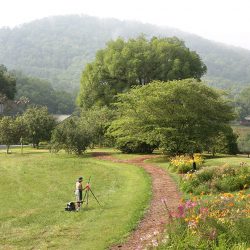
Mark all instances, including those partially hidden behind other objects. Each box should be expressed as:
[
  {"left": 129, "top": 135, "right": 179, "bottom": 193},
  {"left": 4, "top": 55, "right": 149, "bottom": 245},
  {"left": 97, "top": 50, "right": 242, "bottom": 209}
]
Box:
[
  {"left": 6, "top": 145, "right": 10, "bottom": 154},
  {"left": 212, "top": 148, "right": 216, "bottom": 157}
]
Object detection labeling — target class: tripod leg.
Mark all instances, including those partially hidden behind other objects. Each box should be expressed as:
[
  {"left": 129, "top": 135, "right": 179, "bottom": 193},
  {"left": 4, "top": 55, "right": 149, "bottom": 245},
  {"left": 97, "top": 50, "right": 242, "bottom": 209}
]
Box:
[
  {"left": 83, "top": 190, "right": 87, "bottom": 202},
  {"left": 89, "top": 188, "right": 101, "bottom": 206},
  {"left": 86, "top": 190, "right": 89, "bottom": 206}
]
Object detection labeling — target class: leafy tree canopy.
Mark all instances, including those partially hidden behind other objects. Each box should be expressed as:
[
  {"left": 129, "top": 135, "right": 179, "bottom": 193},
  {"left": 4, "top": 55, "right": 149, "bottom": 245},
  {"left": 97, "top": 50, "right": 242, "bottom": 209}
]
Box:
[
  {"left": 235, "top": 86, "right": 250, "bottom": 120},
  {"left": 51, "top": 116, "right": 91, "bottom": 155},
  {"left": 78, "top": 36, "right": 207, "bottom": 109},
  {"left": 0, "top": 64, "right": 16, "bottom": 99},
  {"left": 22, "top": 106, "right": 56, "bottom": 148},
  {"left": 108, "top": 79, "right": 235, "bottom": 154},
  {"left": 0, "top": 116, "right": 19, "bottom": 153}
]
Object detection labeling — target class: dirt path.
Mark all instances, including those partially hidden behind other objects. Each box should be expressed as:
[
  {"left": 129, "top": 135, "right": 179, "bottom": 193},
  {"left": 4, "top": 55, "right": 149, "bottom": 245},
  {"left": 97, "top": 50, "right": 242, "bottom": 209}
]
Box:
[{"left": 93, "top": 152, "right": 181, "bottom": 250}]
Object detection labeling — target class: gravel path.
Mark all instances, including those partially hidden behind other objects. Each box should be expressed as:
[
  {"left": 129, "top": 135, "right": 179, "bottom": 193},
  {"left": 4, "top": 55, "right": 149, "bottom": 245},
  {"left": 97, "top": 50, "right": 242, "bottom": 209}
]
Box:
[{"left": 93, "top": 152, "right": 181, "bottom": 250}]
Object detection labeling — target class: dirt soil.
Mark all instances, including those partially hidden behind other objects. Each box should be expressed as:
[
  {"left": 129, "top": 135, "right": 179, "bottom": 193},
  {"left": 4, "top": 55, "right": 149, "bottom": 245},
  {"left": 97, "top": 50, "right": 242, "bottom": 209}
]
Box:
[{"left": 93, "top": 152, "right": 181, "bottom": 250}]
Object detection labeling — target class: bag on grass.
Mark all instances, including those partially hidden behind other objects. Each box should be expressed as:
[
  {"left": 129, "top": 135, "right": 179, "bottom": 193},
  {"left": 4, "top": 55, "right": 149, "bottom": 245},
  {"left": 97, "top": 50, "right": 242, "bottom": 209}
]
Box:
[{"left": 65, "top": 201, "right": 76, "bottom": 211}]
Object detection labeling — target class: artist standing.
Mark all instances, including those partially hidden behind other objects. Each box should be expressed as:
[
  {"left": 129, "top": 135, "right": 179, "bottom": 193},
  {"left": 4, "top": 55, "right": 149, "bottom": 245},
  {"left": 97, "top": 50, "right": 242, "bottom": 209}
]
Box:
[{"left": 75, "top": 176, "right": 83, "bottom": 211}]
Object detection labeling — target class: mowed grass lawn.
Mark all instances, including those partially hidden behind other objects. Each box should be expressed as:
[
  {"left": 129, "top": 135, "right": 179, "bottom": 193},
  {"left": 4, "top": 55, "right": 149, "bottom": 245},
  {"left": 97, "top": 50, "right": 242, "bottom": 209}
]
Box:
[{"left": 0, "top": 149, "right": 151, "bottom": 250}]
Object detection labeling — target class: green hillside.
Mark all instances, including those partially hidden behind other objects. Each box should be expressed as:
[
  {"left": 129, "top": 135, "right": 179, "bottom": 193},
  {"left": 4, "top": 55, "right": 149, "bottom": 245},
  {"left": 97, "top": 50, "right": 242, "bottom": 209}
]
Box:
[{"left": 0, "top": 15, "right": 250, "bottom": 92}]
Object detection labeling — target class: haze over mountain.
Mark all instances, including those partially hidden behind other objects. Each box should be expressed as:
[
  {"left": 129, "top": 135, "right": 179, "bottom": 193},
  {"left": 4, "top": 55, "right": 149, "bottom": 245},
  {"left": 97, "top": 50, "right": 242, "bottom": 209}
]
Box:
[{"left": 0, "top": 15, "right": 250, "bottom": 93}]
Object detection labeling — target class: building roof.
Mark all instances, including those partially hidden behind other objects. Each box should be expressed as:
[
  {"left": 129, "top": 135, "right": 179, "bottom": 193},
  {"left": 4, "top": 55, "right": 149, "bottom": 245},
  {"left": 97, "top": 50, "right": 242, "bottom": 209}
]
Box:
[{"left": 53, "top": 114, "right": 71, "bottom": 123}]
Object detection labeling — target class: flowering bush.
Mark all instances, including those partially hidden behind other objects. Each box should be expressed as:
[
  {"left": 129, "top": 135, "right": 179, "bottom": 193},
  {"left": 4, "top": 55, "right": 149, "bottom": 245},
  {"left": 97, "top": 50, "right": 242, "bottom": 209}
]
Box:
[
  {"left": 160, "top": 192, "right": 250, "bottom": 249},
  {"left": 169, "top": 154, "right": 204, "bottom": 173},
  {"left": 181, "top": 165, "right": 250, "bottom": 194}
]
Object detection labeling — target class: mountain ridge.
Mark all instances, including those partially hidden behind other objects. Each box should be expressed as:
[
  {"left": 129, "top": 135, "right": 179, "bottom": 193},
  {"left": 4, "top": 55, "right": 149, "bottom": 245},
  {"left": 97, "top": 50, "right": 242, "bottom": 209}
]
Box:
[{"left": 0, "top": 14, "right": 250, "bottom": 93}]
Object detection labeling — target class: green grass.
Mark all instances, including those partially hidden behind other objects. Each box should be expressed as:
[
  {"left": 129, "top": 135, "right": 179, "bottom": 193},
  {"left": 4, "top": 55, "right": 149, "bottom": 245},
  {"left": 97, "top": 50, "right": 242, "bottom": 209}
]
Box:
[
  {"left": 203, "top": 155, "right": 250, "bottom": 168},
  {"left": 0, "top": 149, "right": 151, "bottom": 250},
  {"left": 147, "top": 154, "right": 250, "bottom": 170}
]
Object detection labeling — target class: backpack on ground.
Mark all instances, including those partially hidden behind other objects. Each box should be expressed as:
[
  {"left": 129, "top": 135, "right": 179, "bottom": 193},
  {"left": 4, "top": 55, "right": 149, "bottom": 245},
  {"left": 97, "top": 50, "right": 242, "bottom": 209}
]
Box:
[{"left": 65, "top": 201, "right": 76, "bottom": 211}]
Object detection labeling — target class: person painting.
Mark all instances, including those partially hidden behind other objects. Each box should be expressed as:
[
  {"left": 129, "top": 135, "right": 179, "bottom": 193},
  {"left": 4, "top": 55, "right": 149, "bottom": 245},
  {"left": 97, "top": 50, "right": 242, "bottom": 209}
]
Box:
[{"left": 75, "top": 176, "right": 83, "bottom": 211}]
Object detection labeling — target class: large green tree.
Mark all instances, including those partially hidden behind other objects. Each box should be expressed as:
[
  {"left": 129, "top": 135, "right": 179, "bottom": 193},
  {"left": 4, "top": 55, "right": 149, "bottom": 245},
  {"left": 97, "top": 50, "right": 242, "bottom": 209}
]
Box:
[
  {"left": 0, "top": 65, "right": 16, "bottom": 100},
  {"left": 0, "top": 116, "right": 19, "bottom": 153},
  {"left": 78, "top": 36, "right": 207, "bottom": 109},
  {"left": 22, "top": 106, "right": 56, "bottom": 148},
  {"left": 51, "top": 117, "right": 91, "bottom": 155},
  {"left": 79, "top": 106, "right": 115, "bottom": 147},
  {"left": 238, "top": 134, "right": 250, "bottom": 157},
  {"left": 108, "top": 79, "right": 235, "bottom": 154}
]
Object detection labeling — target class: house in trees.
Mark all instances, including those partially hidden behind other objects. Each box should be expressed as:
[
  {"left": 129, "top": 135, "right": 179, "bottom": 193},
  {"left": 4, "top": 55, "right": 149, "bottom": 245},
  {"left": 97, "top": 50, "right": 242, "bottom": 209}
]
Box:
[
  {"left": 240, "top": 116, "right": 250, "bottom": 126},
  {"left": 53, "top": 114, "right": 71, "bottom": 123},
  {"left": 0, "top": 102, "right": 3, "bottom": 114}
]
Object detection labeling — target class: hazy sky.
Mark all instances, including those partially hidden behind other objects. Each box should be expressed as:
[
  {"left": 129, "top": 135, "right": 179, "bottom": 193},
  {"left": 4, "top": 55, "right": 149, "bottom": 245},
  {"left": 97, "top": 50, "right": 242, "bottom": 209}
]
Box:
[{"left": 1, "top": 0, "right": 250, "bottom": 49}]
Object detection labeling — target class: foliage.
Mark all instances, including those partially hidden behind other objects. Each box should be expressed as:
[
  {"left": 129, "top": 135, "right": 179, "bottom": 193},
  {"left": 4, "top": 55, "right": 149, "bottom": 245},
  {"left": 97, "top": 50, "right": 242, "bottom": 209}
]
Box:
[
  {"left": 235, "top": 86, "right": 250, "bottom": 120},
  {"left": 79, "top": 106, "right": 115, "bottom": 147},
  {"left": 1, "top": 15, "right": 250, "bottom": 94},
  {"left": 238, "top": 134, "right": 250, "bottom": 157},
  {"left": 160, "top": 192, "right": 250, "bottom": 249},
  {"left": 205, "top": 129, "right": 239, "bottom": 156},
  {"left": 78, "top": 36, "right": 207, "bottom": 108},
  {"left": 116, "top": 138, "right": 157, "bottom": 154},
  {"left": 0, "top": 116, "right": 19, "bottom": 153},
  {"left": 0, "top": 64, "right": 16, "bottom": 99},
  {"left": 22, "top": 106, "right": 56, "bottom": 148},
  {"left": 14, "top": 71, "right": 75, "bottom": 114},
  {"left": 181, "top": 165, "right": 250, "bottom": 194},
  {"left": 108, "top": 79, "right": 235, "bottom": 154},
  {"left": 51, "top": 106, "right": 115, "bottom": 155},
  {"left": 51, "top": 117, "right": 91, "bottom": 155},
  {"left": 169, "top": 154, "right": 203, "bottom": 173}
]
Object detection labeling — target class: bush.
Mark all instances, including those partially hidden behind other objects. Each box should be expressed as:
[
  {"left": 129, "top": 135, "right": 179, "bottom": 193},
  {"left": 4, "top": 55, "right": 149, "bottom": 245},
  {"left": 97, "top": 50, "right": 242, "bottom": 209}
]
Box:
[
  {"left": 197, "top": 169, "right": 214, "bottom": 182},
  {"left": 116, "top": 138, "right": 157, "bottom": 154},
  {"left": 51, "top": 117, "right": 91, "bottom": 155},
  {"left": 181, "top": 166, "right": 250, "bottom": 194}
]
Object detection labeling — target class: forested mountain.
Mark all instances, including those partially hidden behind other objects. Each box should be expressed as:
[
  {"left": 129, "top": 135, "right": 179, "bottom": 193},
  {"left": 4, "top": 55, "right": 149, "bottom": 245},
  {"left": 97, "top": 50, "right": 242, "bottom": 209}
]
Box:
[
  {"left": 0, "top": 15, "right": 250, "bottom": 93},
  {"left": 14, "top": 72, "right": 75, "bottom": 114}
]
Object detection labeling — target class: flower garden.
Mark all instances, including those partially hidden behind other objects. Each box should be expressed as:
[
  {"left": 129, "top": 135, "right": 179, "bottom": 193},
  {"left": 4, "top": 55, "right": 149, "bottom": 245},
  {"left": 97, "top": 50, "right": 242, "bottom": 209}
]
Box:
[{"left": 155, "top": 155, "right": 250, "bottom": 249}]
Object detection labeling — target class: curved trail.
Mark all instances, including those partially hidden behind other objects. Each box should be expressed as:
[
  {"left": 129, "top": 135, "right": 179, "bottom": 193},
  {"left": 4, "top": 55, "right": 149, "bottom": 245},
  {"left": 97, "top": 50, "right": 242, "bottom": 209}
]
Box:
[{"left": 93, "top": 153, "right": 181, "bottom": 250}]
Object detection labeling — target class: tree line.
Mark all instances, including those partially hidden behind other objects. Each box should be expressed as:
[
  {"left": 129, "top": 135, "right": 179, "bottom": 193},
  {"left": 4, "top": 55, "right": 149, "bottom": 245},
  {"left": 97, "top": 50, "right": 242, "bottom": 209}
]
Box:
[
  {"left": 1, "top": 36, "right": 250, "bottom": 156},
  {"left": 0, "top": 66, "right": 75, "bottom": 114}
]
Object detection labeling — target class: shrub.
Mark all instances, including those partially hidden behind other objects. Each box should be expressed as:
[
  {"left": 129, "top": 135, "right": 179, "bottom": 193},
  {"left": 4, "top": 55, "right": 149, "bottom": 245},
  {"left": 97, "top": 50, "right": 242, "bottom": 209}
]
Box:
[
  {"left": 116, "top": 138, "right": 157, "bottom": 154},
  {"left": 51, "top": 117, "right": 91, "bottom": 155},
  {"left": 181, "top": 166, "right": 250, "bottom": 194},
  {"left": 197, "top": 169, "right": 214, "bottom": 182}
]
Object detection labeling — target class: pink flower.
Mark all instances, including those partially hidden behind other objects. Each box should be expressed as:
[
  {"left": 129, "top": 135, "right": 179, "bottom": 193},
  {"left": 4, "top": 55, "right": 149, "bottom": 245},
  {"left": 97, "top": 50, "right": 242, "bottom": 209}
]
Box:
[
  {"left": 177, "top": 204, "right": 185, "bottom": 218},
  {"left": 185, "top": 200, "right": 197, "bottom": 209},
  {"left": 200, "top": 207, "right": 209, "bottom": 215}
]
